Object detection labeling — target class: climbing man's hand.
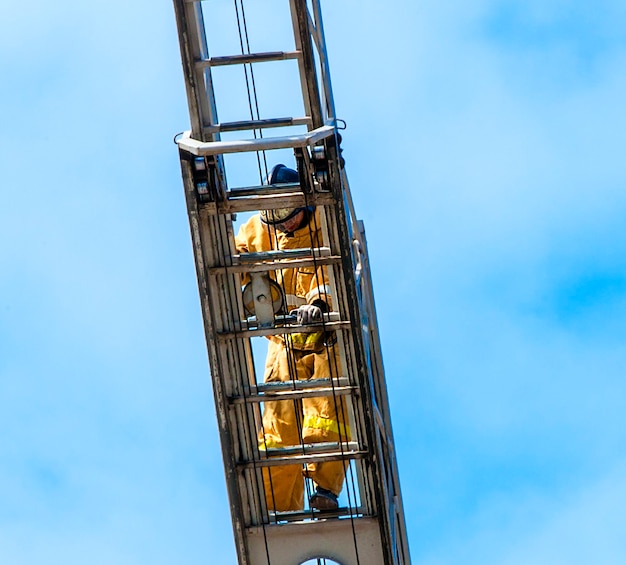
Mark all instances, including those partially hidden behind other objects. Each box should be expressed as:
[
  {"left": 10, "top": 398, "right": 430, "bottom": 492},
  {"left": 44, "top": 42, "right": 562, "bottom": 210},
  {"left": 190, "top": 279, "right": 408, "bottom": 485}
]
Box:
[{"left": 293, "top": 304, "right": 322, "bottom": 325}]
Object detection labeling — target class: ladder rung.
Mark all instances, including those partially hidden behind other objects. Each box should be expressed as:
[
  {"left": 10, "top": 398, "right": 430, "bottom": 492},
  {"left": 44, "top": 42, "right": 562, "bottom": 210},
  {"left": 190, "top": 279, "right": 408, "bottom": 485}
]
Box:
[
  {"left": 235, "top": 318, "right": 349, "bottom": 339},
  {"left": 208, "top": 246, "right": 333, "bottom": 275},
  {"left": 253, "top": 376, "right": 350, "bottom": 393},
  {"left": 204, "top": 117, "right": 312, "bottom": 134},
  {"left": 201, "top": 191, "right": 336, "bottom": 215},
  {"left": 177, "top": 125, "right": 335, "bottom": 155},
  {"left": 209, "top": 246, "right": 335, "bottom": 275},
  {"left": 196, "top": 50, "right": 301, "bottom": 67},
  {"left": 219, "top": 320, "right": 350, "bottom": 340},
  {"left": 209, "top": 255, "right": 341, "bottom": 275},
  {"left": 227, "top": 182, "right": 302, "bottom": 197},
  {"left": 239, "top": 247, "right": 331, "bottom": 262},
  {"left": 240, "top": 448, "right": 367, "bottom": 469},
  {"left": 266, "top": 506, "right": 363, "bottom": 523},
  {"left": 243, "top": 312, "right": 341, "bottom": 328},
  {"left": 230, "top": 384, "right": 357, "bottom": 404},
  {"left": 262, "top": 441, "right": 359, "bottom": 458}
]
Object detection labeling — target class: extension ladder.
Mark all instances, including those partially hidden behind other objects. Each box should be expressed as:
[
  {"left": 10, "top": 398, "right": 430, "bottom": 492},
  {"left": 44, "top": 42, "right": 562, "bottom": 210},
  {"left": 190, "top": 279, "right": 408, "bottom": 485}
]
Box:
[{"left": 172, "top": 1, "right": 410, "bottom": 563}]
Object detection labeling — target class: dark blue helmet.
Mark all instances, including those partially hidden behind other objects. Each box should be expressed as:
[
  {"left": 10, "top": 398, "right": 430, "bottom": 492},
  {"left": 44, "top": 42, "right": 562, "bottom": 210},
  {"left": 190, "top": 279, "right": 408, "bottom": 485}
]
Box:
[
  {"left": 260, "top": 164, "right": 314, "bottom": 225},
  {"left": 268, "top": 163, "right": 299, "bottom": 185}
]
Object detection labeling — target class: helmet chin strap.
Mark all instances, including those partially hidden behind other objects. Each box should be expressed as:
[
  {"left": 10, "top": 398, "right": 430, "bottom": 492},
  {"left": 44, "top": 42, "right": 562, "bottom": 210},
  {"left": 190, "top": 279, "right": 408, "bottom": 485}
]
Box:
[
  {"left": 277, "top": 207, "right": 314, "bottom": 233},
  {"left": 277, "top": 211, "right": 304, "bottom": 233}
]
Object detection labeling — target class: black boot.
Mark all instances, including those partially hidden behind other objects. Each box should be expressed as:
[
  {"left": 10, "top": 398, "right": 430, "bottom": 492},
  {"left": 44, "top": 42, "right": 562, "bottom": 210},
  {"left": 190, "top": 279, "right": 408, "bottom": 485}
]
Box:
[{"left": 310, "top": 487, "right": 338, "bottom": 511}]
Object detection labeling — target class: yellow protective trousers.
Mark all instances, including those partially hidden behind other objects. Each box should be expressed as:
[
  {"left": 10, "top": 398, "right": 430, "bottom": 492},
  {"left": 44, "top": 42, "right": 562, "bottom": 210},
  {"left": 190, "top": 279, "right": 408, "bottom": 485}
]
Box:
[{"left": 259, "top": 338, "right": 351, "bottom": 512}]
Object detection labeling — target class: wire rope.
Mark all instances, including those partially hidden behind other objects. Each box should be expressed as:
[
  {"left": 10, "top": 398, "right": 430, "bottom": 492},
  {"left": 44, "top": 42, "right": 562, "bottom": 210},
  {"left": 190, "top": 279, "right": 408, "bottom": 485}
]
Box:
[{"left": 233, "top": 0, "right": 268, "bottom": 184}]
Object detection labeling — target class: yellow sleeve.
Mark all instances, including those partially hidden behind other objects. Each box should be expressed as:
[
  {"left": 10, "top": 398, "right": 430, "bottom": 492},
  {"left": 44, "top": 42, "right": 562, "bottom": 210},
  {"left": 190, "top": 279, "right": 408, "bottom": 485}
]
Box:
[
  {"left": 235, "top": 217, "right": 255, "bottom": 288},
  {"left": 306, "top": 263, "right": 332, "bottom": 310}
]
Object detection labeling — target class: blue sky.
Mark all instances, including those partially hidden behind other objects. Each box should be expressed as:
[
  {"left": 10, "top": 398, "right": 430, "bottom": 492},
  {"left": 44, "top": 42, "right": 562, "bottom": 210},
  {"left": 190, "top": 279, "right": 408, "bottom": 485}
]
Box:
[{"left": 2, "top": 0, "right": 626, "bottom": 563}]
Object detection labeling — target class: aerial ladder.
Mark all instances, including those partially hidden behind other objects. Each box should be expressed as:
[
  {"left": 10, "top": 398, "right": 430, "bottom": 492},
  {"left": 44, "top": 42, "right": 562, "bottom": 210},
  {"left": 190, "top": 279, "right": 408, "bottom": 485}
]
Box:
[{"left": 172, "top": 1, "right": 410, "bottom": 564}]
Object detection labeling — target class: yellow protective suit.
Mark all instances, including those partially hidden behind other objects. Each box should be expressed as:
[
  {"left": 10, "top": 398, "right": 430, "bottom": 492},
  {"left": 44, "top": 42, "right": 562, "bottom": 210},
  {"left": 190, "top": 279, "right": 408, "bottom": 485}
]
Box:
[{"left": 235, "top": 210, "right": 351, "bottom": 511}]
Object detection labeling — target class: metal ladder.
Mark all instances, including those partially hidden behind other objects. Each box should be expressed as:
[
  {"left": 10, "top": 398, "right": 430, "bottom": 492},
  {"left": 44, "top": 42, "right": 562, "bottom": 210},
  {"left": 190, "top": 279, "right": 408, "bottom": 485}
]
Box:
[{"left": 172, "top": 1, "right": 411, "bottom": 563}]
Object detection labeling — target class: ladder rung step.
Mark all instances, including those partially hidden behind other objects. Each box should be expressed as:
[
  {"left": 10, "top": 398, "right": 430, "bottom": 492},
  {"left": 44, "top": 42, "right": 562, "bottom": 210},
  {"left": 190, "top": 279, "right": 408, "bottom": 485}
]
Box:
[
  {"left": 243, "top": 312, "right": 340, "bottom": 329},
  {"left": 208, "top": 254, "right": 341, "bottom": 275},
  {"left": 228, "top": 182, "right": 302, "bottom": 197},
  {"left": 230, "top": 384, "right": 357, "bottom": 404},
  {"left": 239, "top": 314, "right": 346, "bottom": 333},
  {"left": 177, "top": 125, "right": 335, "bottom": 155},
  {"left": 262, "top": 441, "right": 359, "bottom": 458},
  {"left": 202, "top": 191, "right": 336, "bottom": 215},
  {"left": 219, "top": 320, "right": 351, "bottom": 340},
  {"left": 266, "top": 507, "right": 364, "bottom": 523},
  {"left": 240, "top": 448, "right": 367, "bottom": 469},
  {"left": 196, "top": 50, "right": 301, "bottom": 67},
  {"left": 204, "top": 117, "right": 311, "bottom": 134},
  {"left": 253, "top": 376, "right": 350, "bottom": 393},
  {"left": 208, "top": 246, "right": 334, "bottom": 274},
  {"left": 239, "top": 246, "right": 331, "bottom": 262}
]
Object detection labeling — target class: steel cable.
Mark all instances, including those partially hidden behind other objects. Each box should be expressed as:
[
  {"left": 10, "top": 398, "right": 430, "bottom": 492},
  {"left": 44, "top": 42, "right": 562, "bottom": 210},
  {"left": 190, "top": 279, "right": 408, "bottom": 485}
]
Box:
[{"left": 233, "top": 0, "right": 268, "bottom": 184}]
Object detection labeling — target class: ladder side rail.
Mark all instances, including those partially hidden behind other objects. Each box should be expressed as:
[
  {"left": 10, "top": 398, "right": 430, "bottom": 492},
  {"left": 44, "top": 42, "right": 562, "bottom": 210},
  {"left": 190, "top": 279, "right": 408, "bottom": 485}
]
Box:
[
  {"left": 347, "top": 216, "right": 400, "bottom": 564},
  {"left": 178, "top": 155, "right": 252, "bottom": 564},
  {"left": 356, "top": 221, "right": 412, "bottom": 564},
  {"left": 289, "top": 0, "right": 324, "bottom": 128},
  {"left": 337, "top": 164, "right": 411, "bottom": 564},
  {"left": 341, "top": 165, "right": 411, "bottom": 564},
  {"left": 310, "top": 0, "right": 338, "bottom": 125},
  {"left": 220, "top": 337, "right": 258, "bottom": 527},
  {"left": 173, "top": 0, "right": 219, "bottom": 141},
  {"left": 234, "top": 351, "right": 268, "bottom": 529}
]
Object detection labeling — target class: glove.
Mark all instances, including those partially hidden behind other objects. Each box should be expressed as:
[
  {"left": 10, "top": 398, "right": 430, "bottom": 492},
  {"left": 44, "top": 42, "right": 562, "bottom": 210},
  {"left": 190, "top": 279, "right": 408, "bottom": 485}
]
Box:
[{"left": 292, "top": 304, "right": 322, "bottom": 325}]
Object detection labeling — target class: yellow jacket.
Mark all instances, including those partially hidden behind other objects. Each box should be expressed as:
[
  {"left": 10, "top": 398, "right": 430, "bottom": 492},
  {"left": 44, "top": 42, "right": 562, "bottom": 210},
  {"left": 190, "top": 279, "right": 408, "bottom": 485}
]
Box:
[{"left": 235, "top": 210, "right": 332, "bottom": 350}]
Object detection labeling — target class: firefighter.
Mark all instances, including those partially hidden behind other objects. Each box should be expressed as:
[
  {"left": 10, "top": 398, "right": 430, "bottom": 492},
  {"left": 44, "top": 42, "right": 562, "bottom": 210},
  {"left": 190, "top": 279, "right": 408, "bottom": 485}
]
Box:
[{"left": 235, "top": 164, "right": 350, "bottom": 512}]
